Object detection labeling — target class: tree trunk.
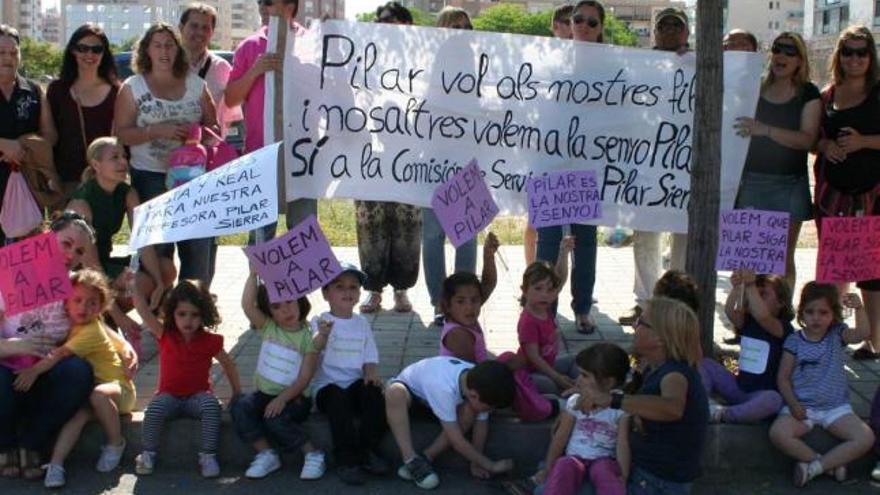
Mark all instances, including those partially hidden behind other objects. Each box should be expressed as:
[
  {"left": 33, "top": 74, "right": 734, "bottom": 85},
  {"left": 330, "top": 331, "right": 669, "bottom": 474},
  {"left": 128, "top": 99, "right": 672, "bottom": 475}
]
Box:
[{"left": 687, "top": 1, "right": 724, "bottom": 357}]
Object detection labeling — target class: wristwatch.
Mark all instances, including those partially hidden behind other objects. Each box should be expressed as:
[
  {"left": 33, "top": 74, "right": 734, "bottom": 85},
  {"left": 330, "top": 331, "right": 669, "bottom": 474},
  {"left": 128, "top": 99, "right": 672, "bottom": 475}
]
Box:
[{"left": 610, "top": 390, "right": 624, "bottom": 410}]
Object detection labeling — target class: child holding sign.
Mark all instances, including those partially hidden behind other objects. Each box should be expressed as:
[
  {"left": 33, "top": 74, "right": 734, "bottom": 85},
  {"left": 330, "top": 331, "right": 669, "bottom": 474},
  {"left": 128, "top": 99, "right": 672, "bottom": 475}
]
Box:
[
  {"left": 231, "top": 269, "right": 325, "bottom": 480},
  {"left": 700, "top": 270, "right": 793, "bottom": 423},
  {"left": 310, "top": 263, "right": 388, "bottom": 485},
  {"left": 131, "top": 279, "right": 241, "bottom": 478},
  {"left": 769, "top": 283, "right": 875, "bottom": 486},
  {"left": 13, "top": 270, "right": 137, "bottom": 488}
]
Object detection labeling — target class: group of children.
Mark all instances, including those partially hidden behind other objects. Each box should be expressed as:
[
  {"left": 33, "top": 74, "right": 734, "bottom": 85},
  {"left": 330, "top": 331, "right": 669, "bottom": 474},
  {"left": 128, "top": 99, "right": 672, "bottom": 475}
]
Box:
[{"left": 3, "top": 232, "right": 880, "bottom": 491}]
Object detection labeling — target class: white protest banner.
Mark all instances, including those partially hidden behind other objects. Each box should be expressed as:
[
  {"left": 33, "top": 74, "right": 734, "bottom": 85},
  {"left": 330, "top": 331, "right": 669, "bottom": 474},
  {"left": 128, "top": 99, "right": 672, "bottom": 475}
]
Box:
[
  {"left": 129, "top": 143, "right": 280, "bottom": 250},
  {"left": 273, "top": 20, "right": 762, "bottom": 233}
]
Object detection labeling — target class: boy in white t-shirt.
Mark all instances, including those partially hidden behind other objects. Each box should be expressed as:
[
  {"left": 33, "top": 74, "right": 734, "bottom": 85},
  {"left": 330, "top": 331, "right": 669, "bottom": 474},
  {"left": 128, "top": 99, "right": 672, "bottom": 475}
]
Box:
[
  {"left": 311, "top": 262, "right": 388, "bottom": 486},
  {"left": 386, "top": 356, "right": 516, "bottom": 489}
]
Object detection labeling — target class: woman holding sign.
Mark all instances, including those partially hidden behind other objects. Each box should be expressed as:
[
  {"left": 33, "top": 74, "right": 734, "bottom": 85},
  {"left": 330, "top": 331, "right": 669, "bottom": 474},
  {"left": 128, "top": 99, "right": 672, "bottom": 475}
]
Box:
[
  {"left": 733, "top": 32, "right": 821, "bottom": 292},
  {"left": 533, "top": 1, "right": 607, "bottom": 335},
  {"left": 357, "top": 3, "right": 420, "bottom": 315},
  {"left": 421, "top": 8, "right": 478, "bottom": 326},
  {"left": 114, "top": 23, "right": 218, "bottom": 287},
  {"left": 0, "top": 213, "right": 99, "bottom": 479},
  {"left": 814, "top": 26, "right": 880, "bottom": 360}
]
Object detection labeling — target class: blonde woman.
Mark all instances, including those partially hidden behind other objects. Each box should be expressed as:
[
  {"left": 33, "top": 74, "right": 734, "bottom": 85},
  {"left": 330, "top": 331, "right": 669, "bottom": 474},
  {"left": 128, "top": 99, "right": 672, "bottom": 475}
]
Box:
[
  {"left": 67, "top": 137, "right": 165, "bottom": 332},
  {"left": 583, "top": 297, "right": 708, "bottom": 493},
  {"left": 733, "top": 32, "right": 821, "bottom": 292}
]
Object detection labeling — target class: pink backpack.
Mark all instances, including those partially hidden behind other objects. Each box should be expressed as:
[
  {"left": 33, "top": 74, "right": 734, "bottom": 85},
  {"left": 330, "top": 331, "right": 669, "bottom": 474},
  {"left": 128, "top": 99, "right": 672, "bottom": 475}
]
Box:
[
  {"left": 165, "top": 124, "right": 208, "bottom": 190},
  {"left": 0, "top": 168, "right": 43, "bottom": 239}
]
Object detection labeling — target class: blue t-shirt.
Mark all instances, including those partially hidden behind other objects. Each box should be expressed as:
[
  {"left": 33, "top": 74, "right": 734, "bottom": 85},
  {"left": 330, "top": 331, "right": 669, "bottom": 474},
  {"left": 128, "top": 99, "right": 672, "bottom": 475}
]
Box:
[
  {"left": 737, "top": 315, "right": 794, "bottom": 393},
  {"left": 783, "top": 323, "right": 849, "bottom": 410},
  {"left": 629, "top": 360, "right": 708, "bottom": 483}
]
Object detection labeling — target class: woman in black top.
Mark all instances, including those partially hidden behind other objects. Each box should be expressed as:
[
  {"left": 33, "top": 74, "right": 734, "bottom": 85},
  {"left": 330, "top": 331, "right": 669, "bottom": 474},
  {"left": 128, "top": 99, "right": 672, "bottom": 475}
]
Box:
[
  {"left": 815, "top": 26, "right": 880, "bottom": 360},
  {"left": 45, "top": 24, "right": 119, "bottom": 207},
  {"left": 0, "top": 24, "right": 53, "bottom": 244},
  {"left": 734, "top": 32, "right": 821, "bottom": 292}
]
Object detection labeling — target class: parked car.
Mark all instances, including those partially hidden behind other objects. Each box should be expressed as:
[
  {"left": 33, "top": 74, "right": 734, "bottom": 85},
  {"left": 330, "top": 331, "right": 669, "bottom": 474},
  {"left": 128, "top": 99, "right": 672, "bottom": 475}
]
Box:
[{"left": 114, "top": 51, "right": 244, "bottom": 153}]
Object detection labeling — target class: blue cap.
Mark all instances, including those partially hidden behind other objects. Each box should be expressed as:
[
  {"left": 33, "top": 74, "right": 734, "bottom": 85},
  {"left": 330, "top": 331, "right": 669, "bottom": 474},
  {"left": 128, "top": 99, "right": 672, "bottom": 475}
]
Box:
[{"left": 337, "top": 261, "right": 368, "bottom": 286}]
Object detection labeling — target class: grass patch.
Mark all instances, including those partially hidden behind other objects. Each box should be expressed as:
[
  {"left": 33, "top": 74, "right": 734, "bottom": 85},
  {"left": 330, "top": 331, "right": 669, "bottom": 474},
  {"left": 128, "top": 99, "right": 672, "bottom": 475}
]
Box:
[{"left": 111, "top": 198, "right": 822, "bottom": 248}]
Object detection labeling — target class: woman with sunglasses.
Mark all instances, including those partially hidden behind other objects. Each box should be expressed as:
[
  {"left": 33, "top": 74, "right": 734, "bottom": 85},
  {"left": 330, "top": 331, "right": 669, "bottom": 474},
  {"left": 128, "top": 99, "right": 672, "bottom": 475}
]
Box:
[
  {"left": 45, "top": 24, "right": 119, "bottom": 209},
  {"left": 0, "top": 212, "right": 105, "bottom": 480},
  {"left": 532, "top": 0, "right": 606, "bottom": 335},
  {"left": 732, "top": 33, "right": 820, "bottom": 293},
  {"left": 815, "top": 26, "right": 880, "bottom": 361}
]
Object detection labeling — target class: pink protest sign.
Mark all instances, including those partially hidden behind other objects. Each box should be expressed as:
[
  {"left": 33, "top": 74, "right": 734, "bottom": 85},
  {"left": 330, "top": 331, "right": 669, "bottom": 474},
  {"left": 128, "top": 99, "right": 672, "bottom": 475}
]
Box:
[
  {"left": 817, "top": 216, "right": 880, "bottom": 283},
  {"left": 430, "top": 159, "right": 499, "bottom": 248},
  {"left": 244, "top": 215, "right": 342, "bottom": 302},
  {"left": 0, "top": 232, "right": 72, "bottom": 316},
  {"left": 527, "top": 170, "right": 601, "bottom": 228},
  {"left": 716, "top": 209, "right": 789, "bottom": 275}
]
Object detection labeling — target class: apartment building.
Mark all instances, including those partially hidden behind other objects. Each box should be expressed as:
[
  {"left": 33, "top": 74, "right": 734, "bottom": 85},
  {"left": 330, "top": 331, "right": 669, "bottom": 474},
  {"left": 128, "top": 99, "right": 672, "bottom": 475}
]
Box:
[
  {"left": 724, "top": 0, "right": 804, "bottom": 47},
  {"left": 1, "top": 0, "right": 42, "bottom": 39},
  {"left": 297, "top": 0, "right": 345, "bottom": 25}
]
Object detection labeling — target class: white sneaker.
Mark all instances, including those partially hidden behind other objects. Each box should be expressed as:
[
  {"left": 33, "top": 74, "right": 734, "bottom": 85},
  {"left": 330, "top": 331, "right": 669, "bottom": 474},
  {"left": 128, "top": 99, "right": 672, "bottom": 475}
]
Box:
[
  {"left": 245, "top": 450, "right": 281, "bottom": 479},
  {"left": 709, "top": 404, "right": 725, "bottom": 423},
  {"left": 44, "top": 463, "right": 65, "bottom": 488},
  {"left": 300, "top": 450, "right": 326, "bottom": 480},
  {"left": 199, "top": 452, "right": 220, "bottom": 478},
  {"left": 96, "top": 439, "right": 126, "bottom": 472},
  {"left": 872, "top": 461, "right": 880, "bottom": 482},
  {"left": 135, "top": 451, "right": 156, "bottom": 475}
]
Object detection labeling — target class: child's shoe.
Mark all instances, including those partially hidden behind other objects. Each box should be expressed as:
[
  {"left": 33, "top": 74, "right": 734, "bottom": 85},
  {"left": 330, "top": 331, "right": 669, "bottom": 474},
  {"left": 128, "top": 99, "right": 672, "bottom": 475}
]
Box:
[
  {"left": 43, "top": 463, "right": 65, "bottom": 488},
  {"left": 96, "top": 439, "right": 126, "bottom": 472},
  {"left": 362, "top": 451, "right": 390, "bottom": 475},
  {"left": 337, "top": 465, "right": 366, "bottom": 485},
  {"left": 199, "top": 452, "right": 220, "bottom": 478},
  {"left": 245, "top": 449, "right": 280, "bottom": 479},
  {"left": 872, "top": 461, "right": 880, "bottom": 482},
  {"left": 398, "top": 455, "right": 440, "bottom": 490},
  {"left": 709, "top": 404, "right": 725, "bottom": 423},
  {"left": 135, "top": 451, "right": 156, "bottom": 475},
  {"left": 300, "top": 450, "right": 326, "bottom": 480},
  {"left": 832, "top": 465, "right": 847, "bottom": 482}
]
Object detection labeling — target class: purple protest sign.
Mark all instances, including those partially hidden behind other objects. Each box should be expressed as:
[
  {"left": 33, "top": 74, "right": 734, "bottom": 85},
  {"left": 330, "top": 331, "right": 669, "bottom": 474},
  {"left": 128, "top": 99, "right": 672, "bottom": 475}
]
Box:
[
  {"left": 716, "top": 209, "right": 789, "bottom": 275},
  {"left": 244, "top": 215, "right": 342, "bottom": 302},
  {"left": 527, "top": 170, "right": 601, "bottom": 228},
  {"left": 430, "top": 159, "right": 499, "bottom": 248}
]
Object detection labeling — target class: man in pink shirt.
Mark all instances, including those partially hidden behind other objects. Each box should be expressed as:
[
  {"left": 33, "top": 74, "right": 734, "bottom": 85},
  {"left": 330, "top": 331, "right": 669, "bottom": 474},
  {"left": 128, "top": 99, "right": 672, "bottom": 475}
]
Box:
[{"left": 226, "top": 0, "right": 314, "bottom": 243}]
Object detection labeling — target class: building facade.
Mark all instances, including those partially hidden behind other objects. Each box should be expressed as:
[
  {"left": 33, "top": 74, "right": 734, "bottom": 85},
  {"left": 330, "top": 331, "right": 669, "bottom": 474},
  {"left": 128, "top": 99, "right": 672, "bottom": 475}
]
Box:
[
  {"left": 724, "top": 0, "right": 804, "bottom": 47},
  {"left": 296, "top": 0, "right": 345, "bottom": 26},
  {"left": 1, "top": 0, "right": 42, "bottom": 39}
]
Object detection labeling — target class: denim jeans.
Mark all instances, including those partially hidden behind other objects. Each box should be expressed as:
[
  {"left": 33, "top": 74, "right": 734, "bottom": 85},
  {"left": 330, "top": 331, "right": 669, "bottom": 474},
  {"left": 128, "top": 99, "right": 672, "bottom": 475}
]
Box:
[
  {"left": 536, "top": 224, "right": 597, "bottom": 314},
  {"left": 230, "top": 391, "right": 312, "bottom": 452},
  {"left": 248, "top": 198, "right": 318, "bottom": 244},
  {"left": 421, "top": 208, "right": 477, "bottom": 307},
  {"left": 628, "top": 466, "right": 693, "bottom": 495},
  {"left": 130, "top": 168, "right": 214, "bottom": 284},
  {"left": 0, "top": 356, "right": 94, "bottom": 450}
]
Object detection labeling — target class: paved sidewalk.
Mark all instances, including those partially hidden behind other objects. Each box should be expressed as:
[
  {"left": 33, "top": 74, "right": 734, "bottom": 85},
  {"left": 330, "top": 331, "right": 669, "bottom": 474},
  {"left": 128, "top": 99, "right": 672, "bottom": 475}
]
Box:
[{"left": 129, "top": 246, "right": 879, "bottom": 418}]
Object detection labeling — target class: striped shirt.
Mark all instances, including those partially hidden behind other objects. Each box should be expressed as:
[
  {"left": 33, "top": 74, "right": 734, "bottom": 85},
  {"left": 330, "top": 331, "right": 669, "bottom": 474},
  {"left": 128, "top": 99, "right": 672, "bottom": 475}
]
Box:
[{"left": 783, "top": 323, "right": 849, "bottom": 410}]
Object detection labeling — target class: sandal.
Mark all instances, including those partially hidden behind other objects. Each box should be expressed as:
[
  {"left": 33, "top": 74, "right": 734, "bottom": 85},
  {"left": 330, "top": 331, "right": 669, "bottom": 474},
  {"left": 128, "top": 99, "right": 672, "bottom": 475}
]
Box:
[
  {"left": 393, "top": 290, "right": 412, "bottom": 313},
  {"left": 852, "top": 347, "right": 880, "bottom": 361},
  {"left": 359, "top": 291, "right": 382, "bottom": 313},
  {"left": 0, "top": 449, "right": 20, "bottom": 478},
  {"left": 576, "top": 313, "right": 596, "bottom": 335},
  {"left": 20, "top": 449, "right": 44, "bottom": 481}
]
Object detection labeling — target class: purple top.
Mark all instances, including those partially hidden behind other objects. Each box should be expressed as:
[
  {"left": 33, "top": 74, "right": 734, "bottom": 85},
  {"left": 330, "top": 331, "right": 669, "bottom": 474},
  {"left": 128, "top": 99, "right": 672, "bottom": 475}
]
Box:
[{"left": 439, "top": 320, "right": 487, "bottom": 363}]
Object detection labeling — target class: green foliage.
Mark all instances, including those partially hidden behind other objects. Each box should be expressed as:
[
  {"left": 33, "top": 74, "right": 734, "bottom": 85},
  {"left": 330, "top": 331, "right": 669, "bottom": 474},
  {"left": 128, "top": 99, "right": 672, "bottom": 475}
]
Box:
[
  {"left": 473, "top": 4, "right": 638, "bottom": 46},
  {"left": 18, "top": 37, "right": 63, "bottom": 80},
  {"left": 355, "top": 6, "right": 435, "bottom": 26},
  {"left": 111, "top": 36, "right": 140, "bottom": 53},
  {"left": 604, "top": 15, "right": 639, "bottom": 47}
]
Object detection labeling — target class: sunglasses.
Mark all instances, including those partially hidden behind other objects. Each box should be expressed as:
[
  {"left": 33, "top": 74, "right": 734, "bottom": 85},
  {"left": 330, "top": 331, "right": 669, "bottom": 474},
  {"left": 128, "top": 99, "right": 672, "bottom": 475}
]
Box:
[
  {"left": 771, "top": 43, "right": 799, "bottom": 57},
  {"left": 657, "top": 19, "right": 684, "bottom": 32},
  {"left": 571, "top": 14, "right": 600, "bottom": 28},
  {"left": 841, "top": 45, "right": 870, "bottom": 58},
  {"left": 634, "top": 317, "right": 652, "bottom": 329},
  {"left": 257, "top": 0, "right": 272, "bottom": 6},
  {"left": 74, "top": 43, "right": 104, "bottom": 55}
]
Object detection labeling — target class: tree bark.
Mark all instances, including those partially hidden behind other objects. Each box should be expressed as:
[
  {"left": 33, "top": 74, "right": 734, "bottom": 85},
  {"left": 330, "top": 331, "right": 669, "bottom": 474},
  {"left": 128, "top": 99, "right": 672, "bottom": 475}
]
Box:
[{"left": 687, "top": 1, "right": 723, "bottom": 357}]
